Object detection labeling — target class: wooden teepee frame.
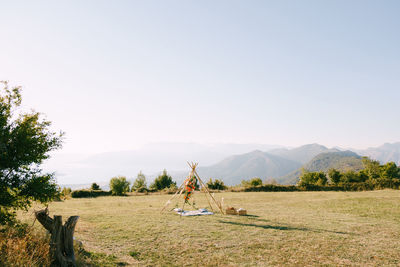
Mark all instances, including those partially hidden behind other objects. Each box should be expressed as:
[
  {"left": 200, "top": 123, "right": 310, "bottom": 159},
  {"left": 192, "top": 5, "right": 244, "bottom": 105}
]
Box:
[{"left": 161, "top": 162, "right": 224, "bottom": 214}]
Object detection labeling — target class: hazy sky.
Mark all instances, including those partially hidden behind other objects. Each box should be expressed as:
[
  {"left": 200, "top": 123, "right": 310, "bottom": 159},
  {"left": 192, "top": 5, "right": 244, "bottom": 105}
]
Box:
[{"left": 1, "top": 0, "right": 399, "bottom": 154}]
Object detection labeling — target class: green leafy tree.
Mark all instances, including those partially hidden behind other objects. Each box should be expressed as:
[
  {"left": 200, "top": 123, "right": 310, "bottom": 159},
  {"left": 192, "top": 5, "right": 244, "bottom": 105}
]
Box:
[
  {"left": 362, "top": 157, "right": 381, "bottom": 179},
  {"left": 0, "top": 81, "right": 63, "bottom": 224},
  {"left": 109, "top": 176, "right": 130, "bottom": 196},
  {"left": 150, "top": 169, "right": 176, "bottom": 191},
  {"left": 380, "top": 162, "right": 399, "bottom": 179},
  {"left": 90, "top": 183, "right": 101, "bottom": 190},
  {"left": 342, "top": 170, "right": 364, "bottom": 183},
  {"left": 328, "top": 169, "right": 342, "bottom": 185},
  {"left": 61, "top": 187, "right": 72, "bottom": 197},
  {"left": 132, "top": 171, "right": 147, "bottom": 192},
  {"left": 250, "top": 177, "right": 263, "bottom": 186},
  {"left": 206, "top": 178, "right": 227, "bottom": 190},
  {"left": 357, "top": 170, "right": 369, "bottom": 182},
  {"left": 241, "top": 177, "right": 263, "bottom": 187},
  {"left": 298, "top": 170, "right": 327, "bottom": 186}
]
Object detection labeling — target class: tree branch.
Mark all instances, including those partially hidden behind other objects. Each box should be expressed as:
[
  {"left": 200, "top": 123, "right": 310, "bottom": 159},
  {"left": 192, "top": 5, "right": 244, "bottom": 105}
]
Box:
[{"left": 34, "top": 208, "right": 54, "bottom": 233}]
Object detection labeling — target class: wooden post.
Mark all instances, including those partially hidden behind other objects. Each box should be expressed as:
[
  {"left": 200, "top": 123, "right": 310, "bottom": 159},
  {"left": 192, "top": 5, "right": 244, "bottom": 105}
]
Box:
[
  {"left": 194, "top": 170, "right": 225, "bottom": 214},
  {"left": 35, "top": 209, "right": 79, "bottom": 267},
  {"left": 199, "top": 177, "right": 214, "bottom": 212},
  {"left": 161, "top": 181, "right": 185, "bottom": 212}
]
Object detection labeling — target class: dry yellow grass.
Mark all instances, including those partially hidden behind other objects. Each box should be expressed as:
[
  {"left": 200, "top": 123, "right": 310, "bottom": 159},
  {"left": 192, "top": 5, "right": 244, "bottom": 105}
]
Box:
[
  {"left": 19, "top": 190, "right": 400, "bottom": 266},
  {"left": 0, "top": 226, "right": 51, "bottom": 266}
]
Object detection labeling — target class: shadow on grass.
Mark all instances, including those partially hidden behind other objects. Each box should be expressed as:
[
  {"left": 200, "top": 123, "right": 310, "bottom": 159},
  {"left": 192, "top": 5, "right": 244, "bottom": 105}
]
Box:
[
  {"left": 218, "top": 220, "right": 351, "bottom": 235},
  {"left": 76, "top": 247, "right": 128, "bottom": 266}
]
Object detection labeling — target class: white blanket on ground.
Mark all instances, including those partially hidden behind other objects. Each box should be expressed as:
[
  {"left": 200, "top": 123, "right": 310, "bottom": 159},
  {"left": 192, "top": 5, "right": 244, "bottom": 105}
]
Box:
[{"left": 173, "top": 208, "right": 214, "bottom": 216}]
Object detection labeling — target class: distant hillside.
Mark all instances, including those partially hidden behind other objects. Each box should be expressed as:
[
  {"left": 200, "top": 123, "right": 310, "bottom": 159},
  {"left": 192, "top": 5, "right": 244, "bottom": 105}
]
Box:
[
  {"left": 269, "top": 144, "right": 339, "bottom": 164},
  {"left": 44, "top": 142, "right": 282, "bottom": 185},
  {"left": 50, "top": 142, "right": 400, "bottom": 187},
  {"left": 357, "top": 142, "right": 400, "bottom": 165},
  {"left": 279, "top": 151, "right": 364, "bottom": 185},
  {"left": 196, "top": 150, "right": 302, "bottom": 186}
]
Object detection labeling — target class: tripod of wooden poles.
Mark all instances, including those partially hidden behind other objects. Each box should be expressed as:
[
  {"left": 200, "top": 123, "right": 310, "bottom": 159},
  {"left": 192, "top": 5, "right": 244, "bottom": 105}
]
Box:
[{"left": 161, "top": 162, "right": 224, "bottom": 214}]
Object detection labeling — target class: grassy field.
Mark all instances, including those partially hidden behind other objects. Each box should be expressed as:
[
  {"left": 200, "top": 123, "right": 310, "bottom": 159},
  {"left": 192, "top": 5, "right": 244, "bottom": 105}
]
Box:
[{"left": 20, "top": 190, "right": 400, "bottom": 266}]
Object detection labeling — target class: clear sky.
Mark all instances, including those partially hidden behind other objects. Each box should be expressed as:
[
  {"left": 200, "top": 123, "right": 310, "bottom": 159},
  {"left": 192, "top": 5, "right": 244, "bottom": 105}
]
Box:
[{"left": 1, "top": 0, "right": 399, "bottom": 154}]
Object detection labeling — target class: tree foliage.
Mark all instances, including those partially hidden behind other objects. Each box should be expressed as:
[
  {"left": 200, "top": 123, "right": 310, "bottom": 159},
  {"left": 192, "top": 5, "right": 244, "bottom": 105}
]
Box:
[
  {"left": 362, "top": 157, "right": 381, "bottom": 179},
  {"left": 298, "top": 169, "right": 327, "bottom": 186},
  {"left": 328, "top": 169, "right": 342, "bottom": 185},
  {"left": 132, "top": 171, "right": 147, "bottom": 192},
  {"left": 150, "top": 169, "right": 176, "bottom": 191},
  {"left": 71, "top": 189, "right": 111, "bottom": 198},
  {"left": 90, "top": 183, "right": 101, "bottom": 190},
  {"left": 0, "top": 81, "right": 63, "bottom": 224},
  {"left": 206, "top": 178, "right": 227, "bottom": 190},
  {"left": 381, "top": 162, "right": 400, "bottom": 179},
  {"left": 299, "top": 158, "right": 400, "bottom": 189},
  {"left": 109, "top": 176, "right": 130, "bottom": 196},
  {"left": 241, "top": 177, "right": 263, "bottom": 187}
]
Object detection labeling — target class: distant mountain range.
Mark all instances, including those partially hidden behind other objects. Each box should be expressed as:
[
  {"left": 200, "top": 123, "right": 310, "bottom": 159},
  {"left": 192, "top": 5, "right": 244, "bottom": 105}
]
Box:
[
  {"left": 268, "top": 144, "right": 339, "bottom": 164},
  {"left": 46, "top": 142, "right": 283, "bottom": 185},
  {"left": 356, "top": 142, "right": 400, "bottom": 166},
  {"left": 50, "top": 142, "right": 400, "bottom": 187},
  {"left": 193, "top": 143, "right": 400, "bottom": 186},
  {"left": 196, "top": 151, "right": 302, "bottom": 185}
]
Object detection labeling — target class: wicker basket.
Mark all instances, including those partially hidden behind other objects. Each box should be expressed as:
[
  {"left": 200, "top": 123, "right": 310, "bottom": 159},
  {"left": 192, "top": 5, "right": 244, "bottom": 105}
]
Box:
[
  {"left": 225, "top": 207, "right": 238, "bottom": 215},
  {"left": 237, "top": 208, "right": 247, "bottom": 216}
]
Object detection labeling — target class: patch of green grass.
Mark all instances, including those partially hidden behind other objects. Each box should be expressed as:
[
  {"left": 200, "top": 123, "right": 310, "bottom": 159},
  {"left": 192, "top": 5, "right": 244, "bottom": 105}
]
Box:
[
  {"left": 128, "top": 250, "right": 140, "bottom": 259},
  {"left": 20, "top": 190, "right": 400, "bottom": 266},
  {"left": 76, "top": 247, "right": 127, "bottom": 266}
]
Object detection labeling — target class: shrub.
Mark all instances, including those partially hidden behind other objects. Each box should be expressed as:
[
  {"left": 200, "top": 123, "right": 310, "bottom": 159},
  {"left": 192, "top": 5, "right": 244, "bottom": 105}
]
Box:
[
  {"left": 241, "top": 177, "right": 263, "bottom": 187},
  {"left": 381, "top": 162, "right": 400, "bottom": 179},
  {"left": 132, "top": 171, "right": 147, "bottom": 192},
  {"left": 250, "top": 177, "right": 263, "bottom": 186},
  {"left": 150, "top": 170, "right": 176, "bottom": 191},
  {"left": 243, "top": 184, "right": 300, "bottom": 192},
  {"left": 328, "top": 169, "right": 342, "bottom": 185},
  {"left": 162, "top": 184, "right": 179, "bottom": 194},
  {"left": 71, "top": 190, "right": 111, "bottom": 198},
  {"left": 59, "top": 187, "right": 72, "bottom": 199},
  {"left": 90, "top": 183, "right": 101, "bottom": 190},
  {"left": 109, "top": 176, "right": 130, "bottom": 196},
  {"left": 234, "top": 179, "right": 400, "bottom": 192},
  {"left": 341, "top": 171, "right": 363, "bottom": 183},
  {"left": 206, "top": 178, "right": 227, "bottom": 190},
  {"left": 298, "top": 171, "right": 327, "bottom": 186},
  {"left": 136, "top": 187, "right": 148, "bottom": 193}
]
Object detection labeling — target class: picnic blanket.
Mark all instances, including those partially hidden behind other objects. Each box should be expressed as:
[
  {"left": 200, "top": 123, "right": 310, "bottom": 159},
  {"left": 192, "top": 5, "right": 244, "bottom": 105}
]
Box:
[{"left": 173, "top": 208, "right": 214, "bottom": 216}]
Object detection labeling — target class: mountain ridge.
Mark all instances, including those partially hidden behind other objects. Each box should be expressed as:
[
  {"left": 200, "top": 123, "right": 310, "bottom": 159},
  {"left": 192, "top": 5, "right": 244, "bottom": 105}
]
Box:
[
  {"left": 196, "top": 150, "right": 302, "bottom": 186},
  {"left": 48, "top": 142, "right": 400, "bottom": 186}
]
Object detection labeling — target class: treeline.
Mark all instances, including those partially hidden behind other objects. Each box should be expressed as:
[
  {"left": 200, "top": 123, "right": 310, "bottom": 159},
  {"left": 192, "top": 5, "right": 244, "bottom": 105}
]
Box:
[
  {"left": 235, "top": 158, "right": 400, "bottom": 192},
  {"left": 297, "top": 157, "right": 400, "bottom": 190},
  {"left": 68, "top": 169, "right": 178, "bottom": 198},
  {"left": 68, "top": 170, "right": 230, "bottom": 198},
  {"left": 66, "top": 157, "right": 400, "bottom": 198}
]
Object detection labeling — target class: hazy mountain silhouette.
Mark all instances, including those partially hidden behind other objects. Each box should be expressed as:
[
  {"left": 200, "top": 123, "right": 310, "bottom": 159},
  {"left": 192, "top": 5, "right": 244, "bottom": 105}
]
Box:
[
  {"left": 269, "top": 143, "right": 338, "bottom": 164},
  {"left": 48, "top": 142, "right": 400, "bottom": 187},
  {"left": 356, "top": 142, "right": 400, "bottom": 165},
  {"left": 195, "top": 150, "right": 302, "bottom": 186},
  {"left": 46, "top": 142, "right": 282, "bottom": 185}
]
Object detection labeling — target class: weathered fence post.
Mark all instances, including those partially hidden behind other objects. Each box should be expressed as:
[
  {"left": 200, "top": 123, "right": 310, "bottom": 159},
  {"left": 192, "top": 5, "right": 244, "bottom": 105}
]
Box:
[{"left": 35, "top": 209, "right": 79, "bottom": 267}]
